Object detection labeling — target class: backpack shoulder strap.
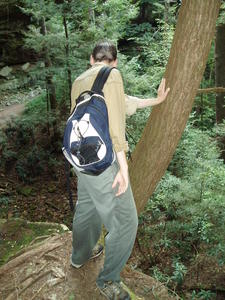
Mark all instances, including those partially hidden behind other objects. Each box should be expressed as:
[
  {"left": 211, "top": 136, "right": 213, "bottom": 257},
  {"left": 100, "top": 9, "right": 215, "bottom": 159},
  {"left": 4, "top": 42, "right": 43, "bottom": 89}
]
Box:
[{"left": 91, "top": 66, "right": 115, "bottom": 93}]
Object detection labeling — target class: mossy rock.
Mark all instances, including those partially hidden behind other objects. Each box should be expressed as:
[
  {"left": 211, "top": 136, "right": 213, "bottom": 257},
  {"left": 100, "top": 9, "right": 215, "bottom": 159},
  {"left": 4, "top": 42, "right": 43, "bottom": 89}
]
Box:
[{"left": 0, "top": 217, "right": 69, "bottom": 267}]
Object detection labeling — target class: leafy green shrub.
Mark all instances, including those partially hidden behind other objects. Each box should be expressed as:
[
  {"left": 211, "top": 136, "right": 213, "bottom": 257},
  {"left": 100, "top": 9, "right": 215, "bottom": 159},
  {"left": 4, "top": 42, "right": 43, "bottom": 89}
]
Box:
[
  {"left": 171, "top": 259, "right": 187, "bottom": 288},
  {"left": 15, "top": 147, "right": 45, "bottom": 182},
  {"left": 0, "top": 196, "right": 10, "bottom": 206},
  {"left": 24, "top": 93, "right": 46, "bottom": 115},
  {"left": 191, "top": 289, "right": 216, "bottom": 300},
  {"left": 0, "top": 88, "right": 66, "bottom": 180},
  {"left": 138, "top": 123, "right": 225, "bottom": 296}
]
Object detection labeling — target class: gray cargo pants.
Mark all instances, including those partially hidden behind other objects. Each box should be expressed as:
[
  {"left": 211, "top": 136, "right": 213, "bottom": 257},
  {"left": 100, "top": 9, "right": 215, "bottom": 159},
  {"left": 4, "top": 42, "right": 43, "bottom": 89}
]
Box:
[{"left": 71, "top": 160, "right": 138, "bottom": 287}]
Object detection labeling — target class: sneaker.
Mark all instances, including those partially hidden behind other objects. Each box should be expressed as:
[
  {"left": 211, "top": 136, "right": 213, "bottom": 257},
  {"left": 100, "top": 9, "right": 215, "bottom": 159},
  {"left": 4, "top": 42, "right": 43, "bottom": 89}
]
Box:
[
  {"left": 70, "top": 243, "right": 104, "bottom": 268},
  {"left": 97, "top": 281, "right": 131, "bottom": 300}
]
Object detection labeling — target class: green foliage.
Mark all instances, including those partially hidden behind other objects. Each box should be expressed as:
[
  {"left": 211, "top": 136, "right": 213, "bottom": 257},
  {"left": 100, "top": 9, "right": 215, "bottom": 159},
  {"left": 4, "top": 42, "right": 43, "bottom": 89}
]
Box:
[
  {"left": 171, "top": 259, "right": 187, "bottom": 287},
  {"left": 191, "top": 42, "right": 216, "bottom": 130},
  {"left": 0, "top": 196, "right": 10, "bottom": 207},
  {"left": 15, "top": 146, "right": 45, "bottom": 182},
  {"left": 217, "top": 1, "right": 225, "bottom": 25},
  {"left": 191, "top": 289, "right": 216, "bottom": 300},
  {"left": 139, "top": 123, "right": 225, "bottom": 295},
  {"left": 125, "top": 19, "right": 174, "bottom": 76},
  {"left": 92, "top": 0, "right": 138, "bottom": 41},
  {"left": 21, "top": 0, "right": 138, "bottom": 96},
  {"left": 126, "top": 109, "right": 151, "bottom": 151},
  {"left": 0, "top": 92, "right": 62, "bottom": 181},
  {"left": 121, "top": 19, "right": 174, "bottom": 150}
]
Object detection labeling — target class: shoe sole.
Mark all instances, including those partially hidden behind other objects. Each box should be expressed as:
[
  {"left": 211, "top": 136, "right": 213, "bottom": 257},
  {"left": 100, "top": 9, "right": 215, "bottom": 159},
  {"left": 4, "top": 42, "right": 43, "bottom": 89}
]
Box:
[
  {"left": 96, "top": 282, "right": 131, "bottom": 300},
  {"left": 96, "top": 284, "right": 111, "bottom": 300},
  {"left": 71, "top": 245, "right": 104, "bottom": 269}
]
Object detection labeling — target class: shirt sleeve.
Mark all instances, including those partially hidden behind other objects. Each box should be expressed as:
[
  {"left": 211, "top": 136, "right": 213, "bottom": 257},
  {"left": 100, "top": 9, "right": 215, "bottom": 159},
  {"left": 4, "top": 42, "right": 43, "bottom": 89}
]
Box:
[
  {"left": 125, "top": 94, "right": 139, "bottom": 116},
  {"left": 103, "top": 69, "right": 129, "bottom": 153}
]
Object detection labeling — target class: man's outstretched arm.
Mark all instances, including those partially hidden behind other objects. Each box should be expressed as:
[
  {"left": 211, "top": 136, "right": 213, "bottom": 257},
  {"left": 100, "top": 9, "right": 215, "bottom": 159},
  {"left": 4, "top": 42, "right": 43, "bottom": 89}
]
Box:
[{"left": 125, "top": 78, "right": 170, "bottom": 115}]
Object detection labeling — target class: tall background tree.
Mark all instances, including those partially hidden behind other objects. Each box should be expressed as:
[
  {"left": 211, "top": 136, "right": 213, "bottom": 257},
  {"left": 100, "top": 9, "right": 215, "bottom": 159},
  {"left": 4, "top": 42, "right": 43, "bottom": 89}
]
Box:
[
  {"left": 215, "top": 3, "right": 225, "bottom": 161},
  {"left": 129, "top": 0, "right": 221, "bottom": 213}
]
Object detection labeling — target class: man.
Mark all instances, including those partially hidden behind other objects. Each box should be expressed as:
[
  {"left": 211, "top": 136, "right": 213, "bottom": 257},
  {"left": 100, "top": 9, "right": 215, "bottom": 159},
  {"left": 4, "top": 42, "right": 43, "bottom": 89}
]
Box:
[{"left": 70, "top": 41, "right": 170, "bottom": 300}]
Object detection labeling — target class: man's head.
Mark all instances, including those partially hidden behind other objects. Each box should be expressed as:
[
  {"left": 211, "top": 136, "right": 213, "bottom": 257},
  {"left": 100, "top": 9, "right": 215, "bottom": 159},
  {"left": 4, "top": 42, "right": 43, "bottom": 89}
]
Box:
[{"left": 90, "top": 41, "right": 118, "bottom": 67}]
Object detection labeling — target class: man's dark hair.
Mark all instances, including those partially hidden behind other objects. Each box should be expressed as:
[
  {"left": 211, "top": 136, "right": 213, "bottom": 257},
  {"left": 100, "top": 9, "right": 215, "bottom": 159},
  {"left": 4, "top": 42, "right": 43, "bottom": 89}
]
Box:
[{"left": 92, "top": 41, "right": 117, "bottom": 63}]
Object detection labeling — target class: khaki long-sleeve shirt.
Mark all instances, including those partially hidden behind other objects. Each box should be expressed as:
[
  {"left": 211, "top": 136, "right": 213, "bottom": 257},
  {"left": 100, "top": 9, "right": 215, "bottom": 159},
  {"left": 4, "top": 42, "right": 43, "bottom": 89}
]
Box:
[{"left": 71, "top": 62, "right": 139, "bottom": 152}]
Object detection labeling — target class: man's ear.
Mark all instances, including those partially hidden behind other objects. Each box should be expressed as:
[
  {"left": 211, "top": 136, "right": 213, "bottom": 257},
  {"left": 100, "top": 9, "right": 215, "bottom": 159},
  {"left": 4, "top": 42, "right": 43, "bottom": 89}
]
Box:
[
  {"left": 112, "top": 58, "right": 118, "bottom": 67},
  {"left": 90, "top": 55, "right": 95, "bottom": 66}
]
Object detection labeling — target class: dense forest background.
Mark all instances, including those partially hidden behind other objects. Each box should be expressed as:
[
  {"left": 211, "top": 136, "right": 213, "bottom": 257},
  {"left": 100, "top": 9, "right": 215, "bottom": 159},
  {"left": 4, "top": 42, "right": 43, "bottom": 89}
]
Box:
[{"left": 0, "top": 1, "right": 225, "bottom": 299}]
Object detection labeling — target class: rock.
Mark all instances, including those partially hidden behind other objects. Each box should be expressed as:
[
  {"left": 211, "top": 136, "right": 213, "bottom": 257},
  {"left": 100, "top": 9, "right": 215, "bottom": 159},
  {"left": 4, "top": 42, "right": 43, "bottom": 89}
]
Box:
[
  {"left": 21, "top": 62, "right": 30, "bottom": 72},
  {"left": 0, "top": 78, "right": 19, "bottom": 91},
  {"left": 0, "top": 1, "right": 36, "bottom": 66},
  {"left": 0, "top": 66, "right": 13, "bottom": 78},
  {"left": 59, "top": 224, "right": 70, "bottom": 231}
]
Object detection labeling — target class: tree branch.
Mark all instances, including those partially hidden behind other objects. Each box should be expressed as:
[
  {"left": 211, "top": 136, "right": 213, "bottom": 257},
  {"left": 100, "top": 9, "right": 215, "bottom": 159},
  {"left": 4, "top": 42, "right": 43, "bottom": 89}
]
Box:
[{"left": 197, "top": 87, "right": 225, "bottom": 94}]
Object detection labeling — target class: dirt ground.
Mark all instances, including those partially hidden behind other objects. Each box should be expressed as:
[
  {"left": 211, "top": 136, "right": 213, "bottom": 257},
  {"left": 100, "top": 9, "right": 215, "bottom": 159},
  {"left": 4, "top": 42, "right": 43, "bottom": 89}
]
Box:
[
  {"left": 0, "top": 103, "right": 25, "bottom": 128},
  {"left": 0, "top": 87, "right": 42, "bottom": 128},
  {"left": 0, "top": 232, "right": 174, "bottom": 300}
]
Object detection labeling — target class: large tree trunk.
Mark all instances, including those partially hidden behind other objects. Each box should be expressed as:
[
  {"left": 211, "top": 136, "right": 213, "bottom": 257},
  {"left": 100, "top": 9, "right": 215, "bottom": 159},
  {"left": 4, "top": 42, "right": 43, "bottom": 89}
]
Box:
[
  {"left": 129, "top": 0, "right": 221, "bottom": 214},
  {"left": 215, "top": 23, "right": 225, "bottom": 161},
  {"left": 215, "top": 23, "right": 225, "bottom": 124}
]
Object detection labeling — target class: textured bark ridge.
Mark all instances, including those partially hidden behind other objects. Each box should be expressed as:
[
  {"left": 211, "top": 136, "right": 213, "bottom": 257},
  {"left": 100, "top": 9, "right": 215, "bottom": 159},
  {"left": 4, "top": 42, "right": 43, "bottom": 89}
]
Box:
[
  {"left": 215, "top": 23, "right": 225, "bottom": 161},
  {"left": 215, "top": 23, "right": 225, "bottom": 124},
  {"left": 129, "top": 0, "right": 221, "bottom": 213},
  {"left": 0, "top": 232, "right": 174, "bottom": 300}
]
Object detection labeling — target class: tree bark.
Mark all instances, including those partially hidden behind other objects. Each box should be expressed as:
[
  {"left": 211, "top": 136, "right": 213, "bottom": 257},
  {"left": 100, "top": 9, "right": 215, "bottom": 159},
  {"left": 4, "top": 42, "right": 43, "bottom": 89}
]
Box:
[
  {"left": 40, "top": 17, "right": 59, "bottom": 142},
  {"left": 215, "top": 23, "right": 225, "bottom": 162},
  {"left": 129, "top": 0, "right": 221, "bottom": 214},
  {"left": 40, "top": 17, "right": 57, "bottom": 112},
  {"left": 63, "top": 15, "right": 72, "bottom": 99},
  {"left": 215, "top": 23, "right": 225, "bottom": 124}
]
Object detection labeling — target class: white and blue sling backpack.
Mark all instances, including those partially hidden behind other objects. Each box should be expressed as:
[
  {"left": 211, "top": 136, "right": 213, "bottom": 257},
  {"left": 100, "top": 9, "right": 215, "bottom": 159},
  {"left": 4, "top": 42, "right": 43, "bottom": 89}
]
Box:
[{"left": 62, "top": 66, "right": 116, "bottom": 176}]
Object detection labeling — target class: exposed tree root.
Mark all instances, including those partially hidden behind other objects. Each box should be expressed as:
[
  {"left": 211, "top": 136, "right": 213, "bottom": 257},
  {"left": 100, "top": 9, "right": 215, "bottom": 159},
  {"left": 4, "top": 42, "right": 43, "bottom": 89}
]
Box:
[
  {"left": 0, "top": 232, "right": 174, "bottom": 300},
  {"left": 29, "top": 235, "right": 51, "bottom": 246},
  {"left": 30, "top": 282, "right": 48, "bottom": 300},
  {"left": 0, "top": 241, "right": 62, "bottom": 276}
]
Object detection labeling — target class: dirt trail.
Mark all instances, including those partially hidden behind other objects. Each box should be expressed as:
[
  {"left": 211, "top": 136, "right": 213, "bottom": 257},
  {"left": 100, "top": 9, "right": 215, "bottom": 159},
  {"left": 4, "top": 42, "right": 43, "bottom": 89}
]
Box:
[{"left": 0, "top": 103, "right": 25, "bottom": 128}]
